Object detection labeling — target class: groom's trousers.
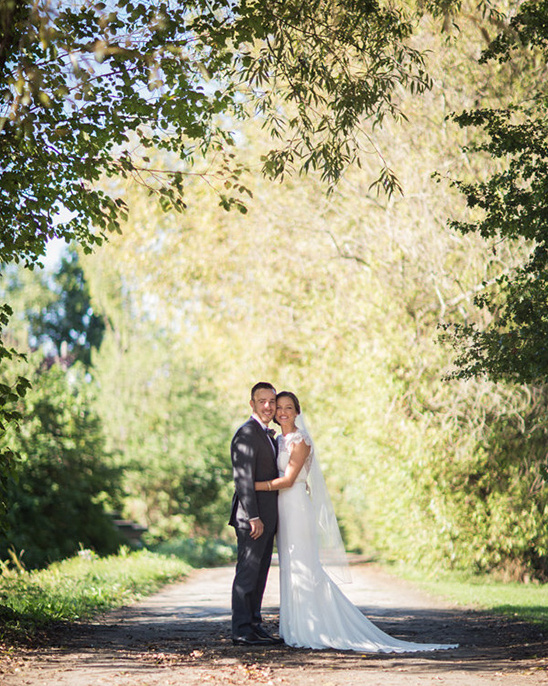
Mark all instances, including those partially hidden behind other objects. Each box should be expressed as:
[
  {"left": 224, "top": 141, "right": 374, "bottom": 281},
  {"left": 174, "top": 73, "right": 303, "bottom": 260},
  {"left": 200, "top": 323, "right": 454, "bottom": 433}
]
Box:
[{"left": 232, "top": 526, "right": 276, "bottom": 638}]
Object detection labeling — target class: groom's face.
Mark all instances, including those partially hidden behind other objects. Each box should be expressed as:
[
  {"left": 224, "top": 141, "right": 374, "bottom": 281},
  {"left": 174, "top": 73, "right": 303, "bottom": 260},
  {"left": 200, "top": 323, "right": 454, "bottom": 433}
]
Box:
[{"left": 250, "top": 388, "right": 277, "bottom": 425}]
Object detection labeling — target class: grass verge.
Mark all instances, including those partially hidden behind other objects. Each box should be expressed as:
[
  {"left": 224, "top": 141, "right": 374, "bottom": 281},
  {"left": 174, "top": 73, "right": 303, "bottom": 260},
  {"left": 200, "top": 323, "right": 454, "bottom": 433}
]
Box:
[
  {"left": 0, "top": 547, "right": 191, "bottom": 643},
  {"left": 394, "top": 566, "right": 548, "bottom": 629}
]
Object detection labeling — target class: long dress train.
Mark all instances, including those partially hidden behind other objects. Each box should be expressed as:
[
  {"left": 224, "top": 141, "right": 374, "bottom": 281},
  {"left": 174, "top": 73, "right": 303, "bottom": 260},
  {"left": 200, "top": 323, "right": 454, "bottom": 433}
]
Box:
[{"left": 276, "top": 429, "right": 458, "bottom": 652}]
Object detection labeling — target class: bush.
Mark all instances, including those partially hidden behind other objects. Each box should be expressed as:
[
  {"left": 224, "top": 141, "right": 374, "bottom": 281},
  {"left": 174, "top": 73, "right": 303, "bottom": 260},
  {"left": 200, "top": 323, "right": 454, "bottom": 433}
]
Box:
[
  {"left": 152, "top": 536, "right": 236, "bottom": 567},
  {"left": 365, "top": 380, "right": 548, "bottom": 580},
  {"left": 0, "top": 361, "right": 123, "bottom": 568}
]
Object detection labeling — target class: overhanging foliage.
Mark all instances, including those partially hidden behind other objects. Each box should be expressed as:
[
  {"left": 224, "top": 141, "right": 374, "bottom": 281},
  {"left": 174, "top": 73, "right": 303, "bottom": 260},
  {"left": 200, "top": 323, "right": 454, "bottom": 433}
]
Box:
[
  {"left": 442, "top": 0, "right": 548, "bottom": 383},
  {"left": 1, "top": 0, "right": 436, "bottom": 268}
]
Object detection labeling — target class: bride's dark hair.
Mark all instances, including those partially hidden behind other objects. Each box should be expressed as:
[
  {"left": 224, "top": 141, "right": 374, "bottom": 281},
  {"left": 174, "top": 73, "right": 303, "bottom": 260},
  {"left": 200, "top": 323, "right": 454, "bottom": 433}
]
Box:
[{"left": 273, "top": 391, "right": 301, "bottom": 424}]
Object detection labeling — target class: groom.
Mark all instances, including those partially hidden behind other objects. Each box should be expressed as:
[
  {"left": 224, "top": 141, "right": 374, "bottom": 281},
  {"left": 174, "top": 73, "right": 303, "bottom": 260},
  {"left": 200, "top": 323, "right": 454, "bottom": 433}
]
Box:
[{"left": 229, "top": 381, "right": 281, "bottom": 646}]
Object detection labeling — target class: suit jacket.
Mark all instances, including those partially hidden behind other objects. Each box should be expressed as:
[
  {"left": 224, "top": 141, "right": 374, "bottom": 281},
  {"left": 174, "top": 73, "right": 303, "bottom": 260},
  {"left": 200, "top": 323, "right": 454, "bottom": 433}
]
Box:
[{"left": 229, "top": 417, "right": 278, "bottom": 532}]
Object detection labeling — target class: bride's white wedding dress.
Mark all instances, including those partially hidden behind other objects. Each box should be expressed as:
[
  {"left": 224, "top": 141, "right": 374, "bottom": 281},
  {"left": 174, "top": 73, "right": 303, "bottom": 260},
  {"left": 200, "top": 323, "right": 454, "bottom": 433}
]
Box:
[{"left": 276, "top": 428, "right": 458, "bottom": 652}]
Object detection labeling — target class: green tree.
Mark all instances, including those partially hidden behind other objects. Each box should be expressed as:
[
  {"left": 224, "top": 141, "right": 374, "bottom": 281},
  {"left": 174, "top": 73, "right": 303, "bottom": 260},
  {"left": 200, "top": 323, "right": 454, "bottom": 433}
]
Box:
[
  {"left": 441, "top": 0, "right": 548, "bottom": 382},
  {"left": 28, "top": 247, "right": 105, "bottom": 366},
  {"left": 0, "top": 360, "right": 123, "bottom": 569},
  {"left": 78, "top": 250, "right": 233, "bottom": 541},
  {"left": 94, "top": 332, "right": 234, "bottom": 542}
]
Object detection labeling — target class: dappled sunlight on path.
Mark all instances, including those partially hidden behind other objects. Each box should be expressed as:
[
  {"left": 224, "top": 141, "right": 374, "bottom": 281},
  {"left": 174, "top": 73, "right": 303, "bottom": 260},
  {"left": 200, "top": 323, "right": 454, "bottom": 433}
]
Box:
[{"left": 1, "top": 561, "right": 546, "bottom": 686}]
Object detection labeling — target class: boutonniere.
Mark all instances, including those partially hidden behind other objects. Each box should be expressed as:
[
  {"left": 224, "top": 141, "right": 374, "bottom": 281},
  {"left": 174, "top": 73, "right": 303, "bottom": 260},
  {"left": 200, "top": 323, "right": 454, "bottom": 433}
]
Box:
[{"left": 266, "top": 428, "right": 277, "bottom": 439}]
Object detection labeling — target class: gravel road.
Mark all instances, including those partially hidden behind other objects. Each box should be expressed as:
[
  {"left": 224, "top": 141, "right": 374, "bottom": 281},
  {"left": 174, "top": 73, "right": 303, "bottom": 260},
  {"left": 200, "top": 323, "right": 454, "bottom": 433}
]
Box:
[{"left": 1, "top": 559, "right": 546, "bottom": 686}]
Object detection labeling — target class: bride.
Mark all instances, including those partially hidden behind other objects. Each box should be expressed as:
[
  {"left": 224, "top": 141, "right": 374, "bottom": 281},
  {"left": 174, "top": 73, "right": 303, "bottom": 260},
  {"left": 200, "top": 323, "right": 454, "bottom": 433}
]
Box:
[{"left": 255, "top": 391, "right": 458, "bottom": 652}]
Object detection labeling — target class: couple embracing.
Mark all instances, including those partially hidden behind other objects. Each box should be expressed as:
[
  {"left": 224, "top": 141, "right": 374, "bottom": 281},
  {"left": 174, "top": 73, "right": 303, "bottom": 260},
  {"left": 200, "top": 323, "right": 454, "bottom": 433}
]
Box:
[{"left": 229, "top": 382, "right": 458, "bottom": 652}]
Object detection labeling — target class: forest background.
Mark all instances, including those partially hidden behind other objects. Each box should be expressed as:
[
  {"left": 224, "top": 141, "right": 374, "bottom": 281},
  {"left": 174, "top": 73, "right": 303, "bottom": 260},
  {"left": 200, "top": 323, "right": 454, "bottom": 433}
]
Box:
[{"left": 1, "top": 0, "right": 548, "bottom": 584}]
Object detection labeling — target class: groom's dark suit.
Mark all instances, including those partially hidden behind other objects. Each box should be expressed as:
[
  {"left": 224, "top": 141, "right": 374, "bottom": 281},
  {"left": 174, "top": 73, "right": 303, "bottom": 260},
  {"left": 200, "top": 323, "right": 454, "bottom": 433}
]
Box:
[{"left": 229, "top": 417, "right": 278, "bottom": 639}]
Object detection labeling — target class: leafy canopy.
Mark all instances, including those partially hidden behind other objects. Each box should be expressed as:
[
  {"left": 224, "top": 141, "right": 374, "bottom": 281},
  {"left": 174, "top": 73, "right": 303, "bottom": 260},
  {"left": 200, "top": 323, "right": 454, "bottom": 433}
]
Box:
[{"left": 1, "top": 0, "right": 435, "bottom": 270}]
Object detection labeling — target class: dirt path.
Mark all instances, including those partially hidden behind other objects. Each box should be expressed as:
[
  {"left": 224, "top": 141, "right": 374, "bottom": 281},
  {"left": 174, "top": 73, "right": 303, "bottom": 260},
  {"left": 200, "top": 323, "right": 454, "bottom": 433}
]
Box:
[{"left": 2, "top": 559, "right": 547, "bottom": 686}]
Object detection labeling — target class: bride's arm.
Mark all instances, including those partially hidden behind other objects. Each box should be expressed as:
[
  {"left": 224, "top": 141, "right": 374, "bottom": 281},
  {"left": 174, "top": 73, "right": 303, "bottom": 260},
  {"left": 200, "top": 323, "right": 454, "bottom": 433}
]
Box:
[{"left": 255, "top": 440, "right": 310, "bottom": 491}]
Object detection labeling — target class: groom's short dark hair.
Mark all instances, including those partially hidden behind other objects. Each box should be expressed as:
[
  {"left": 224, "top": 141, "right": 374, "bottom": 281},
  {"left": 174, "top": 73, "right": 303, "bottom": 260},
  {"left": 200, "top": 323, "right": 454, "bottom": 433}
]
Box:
[{"left": 251, "top": 382, "right": 276, "bottom": 399}]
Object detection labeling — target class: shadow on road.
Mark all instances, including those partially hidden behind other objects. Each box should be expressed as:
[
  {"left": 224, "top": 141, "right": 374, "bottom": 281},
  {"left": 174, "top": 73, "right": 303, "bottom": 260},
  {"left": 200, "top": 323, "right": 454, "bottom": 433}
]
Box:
[{"left": 49, "top": 600, "right": 545, "bottom": 678}]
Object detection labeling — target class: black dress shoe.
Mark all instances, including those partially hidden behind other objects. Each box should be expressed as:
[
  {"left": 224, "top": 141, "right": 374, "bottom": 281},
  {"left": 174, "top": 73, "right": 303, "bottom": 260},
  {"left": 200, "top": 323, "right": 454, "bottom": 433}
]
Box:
[
  {"left": 232, "top": 631, "right": 273, "bottom": 646},
  {"left": 252, "top": 625, "right": 284, "bottom": 644}
]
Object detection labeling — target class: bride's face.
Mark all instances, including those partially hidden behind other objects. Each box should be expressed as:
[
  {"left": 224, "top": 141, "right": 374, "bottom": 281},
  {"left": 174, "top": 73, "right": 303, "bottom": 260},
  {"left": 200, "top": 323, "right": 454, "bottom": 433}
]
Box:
[{"left": 276, "top": 397, "right": 298, "bottom": 426}]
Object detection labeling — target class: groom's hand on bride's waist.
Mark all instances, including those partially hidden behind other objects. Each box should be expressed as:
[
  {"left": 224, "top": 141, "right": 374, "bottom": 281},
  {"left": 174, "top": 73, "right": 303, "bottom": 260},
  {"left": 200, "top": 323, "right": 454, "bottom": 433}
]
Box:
[{"left": 249, "top": 518, "right": 264, "bottom": 539}]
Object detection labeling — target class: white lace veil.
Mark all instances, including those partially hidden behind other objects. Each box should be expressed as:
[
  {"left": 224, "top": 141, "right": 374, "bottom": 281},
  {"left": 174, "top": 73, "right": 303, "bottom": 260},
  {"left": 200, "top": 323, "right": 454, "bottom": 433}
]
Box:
[{"left": 296, "top": 414, "right": 352, "bottom": 584}]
